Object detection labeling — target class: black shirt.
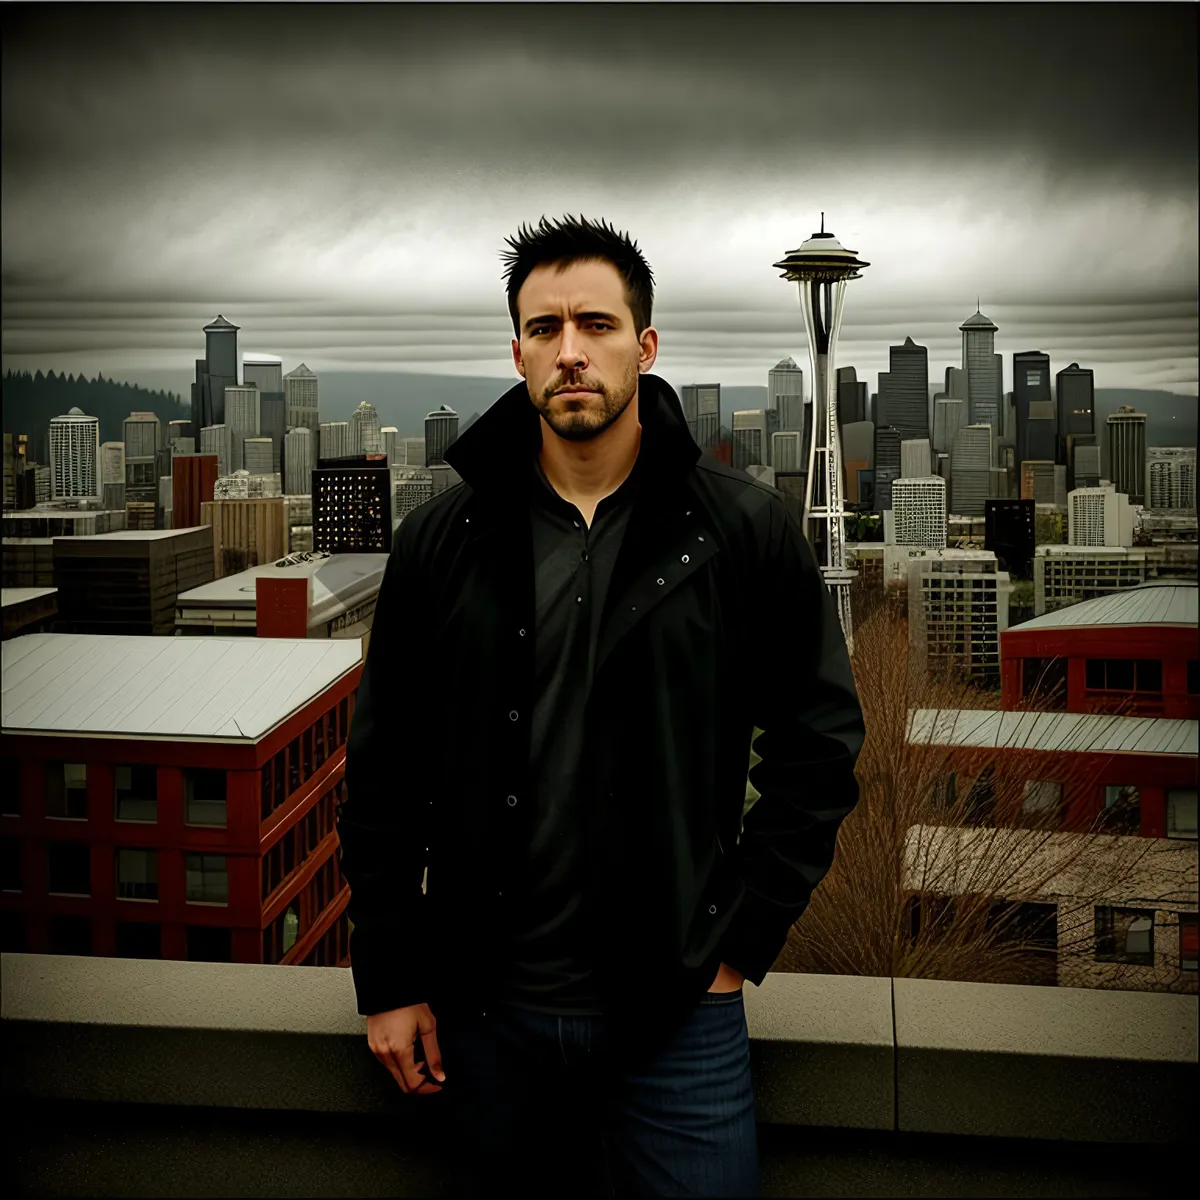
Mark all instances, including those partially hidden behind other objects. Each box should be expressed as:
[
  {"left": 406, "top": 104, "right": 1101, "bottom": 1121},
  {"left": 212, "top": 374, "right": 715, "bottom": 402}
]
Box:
[{"left": 496, "top": 447, "right": 641, "bottom": 1014}]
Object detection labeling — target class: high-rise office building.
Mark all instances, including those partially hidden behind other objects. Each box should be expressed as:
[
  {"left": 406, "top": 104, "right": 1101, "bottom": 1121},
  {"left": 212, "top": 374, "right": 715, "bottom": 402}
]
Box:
[
  {"left": 319, "top": 422, "right": 352, "bottom": 461},
  {"left": 836, "top": 366, "right": 867, "bottom": 426},
  {"left": 312, "top": 456, "right": 392, "bottom": 553},
  {"left": 201, "top": 424, "right": 235, "bottom": 479},
  {"left": 892, "top": 476, "right": 947, "bottom": 549},
  {"left": 959, "top": 308, "right": 1002, "bottom": 437},
  {"left": 392, "top": 467, "right": 434, "bottom": 522},
  {"left": 876, "top": 337, "right": 929, "bottom": 438},
  {"left": 350, "top": 401, "right": 382, "bottom": 456},
  {"left": 172, "top": 454, "right": 219, "bottom": 531},
  {"left": 682, "top": 384, "right": 722, "bottom": 451},
  {"left": 1147, "top": 447, "right": 1196, "bottom": 511},
  {"left": 1055, "top": 361, "right": 1094, "bottom": 462},
  {"left": 284, "top": 363, "right": 320, "bottom": 434},
  {"left": 874, "top": 426, "right": 902, "bottom": 513},
  {"left": 99, "top": 441, "right": 126, "bottom": 513},
  {"left": 944, "top": 366, "right": 968, "bottom": 400},
  {"left": 243, "top": 355, "right": 285, "bottom": 472},
  {"left": 1068, "top": 487, "right": 1134, "bottom": 548},
  {"left": 284, "top": 427, "right": 316, "bottom": 496},
  {"left": 984, "top": 499, "right": 1036, "bottom": 580},
  {"left": 1020, "top": 460, "right": 1057, "bottom": 506},
  {"left": 771, "top": 430, "right": 803, "bottom": 474},
  {"left": 49, "top": 408, "right": 101, "bottom": 501},
  {"left": 732, "top": 410, "right": 768, "bottom": 471},
  {"left": 1107, "top": 406, "right": 1148, "bottom": 506},
  {"left": 243, "top": 438, "right": 274, "bottom": 477},
  {"left": 1012, "top": 350, "right": 1054, "bottom": 467},
  {"left": 191, "top": 315, "right": 240, "bottom": 438},
  {"left": 224, "top": 386, "right": 260, "bottom": 474},
  {"left": 123, "top": 409, "right": 161, "bottom": 499},
  {"left": 900, "top": 438, "right": 932, "bottom": 479},
  {"left": 400, "top": 437, "right": 426, "bottom": 468},
  {"left": 424, "top": 406, "right": 458, "bottom": 466},
  {"left": 950, "top": 423, "right": 993, "bottom": 516},
  {"left": 768, "top": 359, "right": 804, "bottom": 433},
  {"left": 1066, "top": 434, "right": 1100, "bottom": 490},
  {"left": 379, "top": 427, "right": 401, "bottom": 466},
  {"left": 932, "top": 396, "right": 966, "bottom": 457}
]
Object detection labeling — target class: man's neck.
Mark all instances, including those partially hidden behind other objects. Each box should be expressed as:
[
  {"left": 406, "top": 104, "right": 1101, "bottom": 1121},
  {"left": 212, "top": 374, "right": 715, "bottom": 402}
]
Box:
[{"left": 538, "top": 393, "right": 643, "bottom": 510}]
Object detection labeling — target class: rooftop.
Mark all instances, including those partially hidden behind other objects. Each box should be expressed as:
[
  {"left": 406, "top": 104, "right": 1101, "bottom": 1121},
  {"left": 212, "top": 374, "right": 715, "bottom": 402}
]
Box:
[
  {"left": 1014, "top": 580, "right": 1197, "bottom": 631},
  {"left": 51, "top": 525, "right": 211, "bottom": 543},
  {"left": 1, "top": 588, "right": 57, "bottom": 608},
  {"left": 907, "top": 708, "right": 1198, "bottom": 757},
  {"left": 1, "top": 633, "right": 361, "bottom": 741}
]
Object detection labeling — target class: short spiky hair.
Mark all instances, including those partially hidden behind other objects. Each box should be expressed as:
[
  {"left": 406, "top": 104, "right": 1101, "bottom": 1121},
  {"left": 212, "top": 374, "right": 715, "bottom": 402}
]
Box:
[{"left": 499, "top": 214, "right": 655, "bottom": 339}]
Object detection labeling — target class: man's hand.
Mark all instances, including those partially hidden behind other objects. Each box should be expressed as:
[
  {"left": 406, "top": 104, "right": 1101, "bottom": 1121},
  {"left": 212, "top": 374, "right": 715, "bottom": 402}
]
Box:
[
  {"left": 708, "top": 962, "right": 745, "bottom": 992},
  {"left": 366, "top": 1003, "right": 445, "bottom": 1094}
]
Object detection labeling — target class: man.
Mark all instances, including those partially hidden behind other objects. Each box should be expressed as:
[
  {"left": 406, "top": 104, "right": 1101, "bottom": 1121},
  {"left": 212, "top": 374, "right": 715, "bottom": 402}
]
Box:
[{"left": 339, "top": 215, "right": 864, "bottom": 1197}]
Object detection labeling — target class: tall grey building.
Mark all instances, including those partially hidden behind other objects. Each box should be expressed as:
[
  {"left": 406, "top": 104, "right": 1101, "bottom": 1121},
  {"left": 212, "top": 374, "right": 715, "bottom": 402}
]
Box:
[
  {"left": 1055, "top": 362, "right": 1094, "bottom": 463},
  {"left": 243, "top": 437, "right": 274, "bottom": 476},
  {"left": 401, "top": 437, "right": 426, "bottom": 467},
  {"left": 424, "top": 405, "right": 459, "bottom": 466},
  {"left": 123, "top": 411, "right": 160, "bottom": 504},
  {"left": 1106, "top": 406, "right": 1148, "bottom": 506},
  {"left": 284, "top": 426, "right": 316, "bottom": 496},
  {"left": 350, "top": 401, "right": 382, "bottom": 455},
  {"left": 768, "top": 359, "right": 804, "bottom": 433},
  {"left": 876, "top": 337, "right": 929, "bottom": 438},
  {"left": 892, "top": 476, "right": 947, "bottom": 549},
  {"left": 1147, "top": 447, "right": 1197, "bottom": 511},
  {"left": 900, "top": 438, "right": 932, "bottom": 479},
  {"left": 959, "top": 308, "right": 1002, "bottom": 437},
  {"left": 944, "top": 365, "right": 968, "bottom": 399},
  {"left": 243, "top": 355, "right": 285, "bottom": 471},
  {"left": 284, "top": 363, "right": 320, "bottom": 434},
  {"left": 200, "top": 424, "right": 234, "bottom": 478},
  {"left": 681, "top": 384, "right": 722, "bottom": 450},
  {"left": 380, "top": 427, "right": 401, "bottom": 466},
  {"left": 771, "top": 430, "right": 803, "bottom": 473},
  {"left": 732, "top": 410, "right": 768, "bottom": 471},
  {"left": 836, "top": 366, "right": 866, "bottom": 425},
  {"left": 320, "top": 421, "right": 352, "bottom": 461},
  {"left": 932, "top": 396, "right": 966, "bottom": 456},
  {"left": 1012, "top": 350, "right": 1054, "bottom": 466},
  {"left": 191, "top": 315, "right": 240, "bottom": 437},
  {"left": 224, "top": 385, "right": 260, "bottom": 473},
  {"left": 50, "top": 407, "right": 101, "bottom": 500},
  {"left": 1072, "top": 441, "right": 1102, "bottom": 489},
  {"left": 951, "top": 423, "right": 993, "bottom": 516},
  {"left": 874, "top": 426, "right": 902, "bottom": 513}
]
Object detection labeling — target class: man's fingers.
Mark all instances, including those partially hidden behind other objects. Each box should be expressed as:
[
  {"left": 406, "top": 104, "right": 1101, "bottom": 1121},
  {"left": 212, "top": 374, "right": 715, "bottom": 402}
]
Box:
[
  {"left": 392, "top": 1042, "right": 441, "bottom": 1094},
  {"left": 421, "top": 1029, "right": 446, "bottom": 1082}
]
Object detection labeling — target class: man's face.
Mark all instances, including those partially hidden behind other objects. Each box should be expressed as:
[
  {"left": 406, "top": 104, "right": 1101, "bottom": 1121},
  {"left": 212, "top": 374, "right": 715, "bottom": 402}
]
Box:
[{"left": 512, "top": 258, "right": 658, "bottom": 443}]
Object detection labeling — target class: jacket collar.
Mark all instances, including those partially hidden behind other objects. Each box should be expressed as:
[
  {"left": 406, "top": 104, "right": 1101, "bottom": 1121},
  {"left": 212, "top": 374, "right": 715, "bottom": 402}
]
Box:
[{"left": 443, "top": 372, "right": 701, "bottom": 498}]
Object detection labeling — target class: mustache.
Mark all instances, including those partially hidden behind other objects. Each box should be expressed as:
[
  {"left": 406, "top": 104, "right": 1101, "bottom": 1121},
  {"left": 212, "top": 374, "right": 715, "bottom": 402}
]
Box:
[{"left": 552, "top": 381, "right": 601, "bottom": 394}]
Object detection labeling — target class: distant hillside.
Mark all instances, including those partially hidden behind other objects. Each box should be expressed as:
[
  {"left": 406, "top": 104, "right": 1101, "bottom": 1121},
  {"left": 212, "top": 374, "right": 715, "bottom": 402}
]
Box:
[{"left": 2, "top": 369, "right": 188, "bottom": 462}]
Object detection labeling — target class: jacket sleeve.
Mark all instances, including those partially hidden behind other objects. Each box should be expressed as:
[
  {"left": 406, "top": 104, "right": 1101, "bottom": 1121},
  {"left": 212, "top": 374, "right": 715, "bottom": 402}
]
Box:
[
  {"left": 339, "top": 515, "right": 434, "bottom": 1015},
  {"left": 715, "top": 496, "right": 865, "bottom": 985}
]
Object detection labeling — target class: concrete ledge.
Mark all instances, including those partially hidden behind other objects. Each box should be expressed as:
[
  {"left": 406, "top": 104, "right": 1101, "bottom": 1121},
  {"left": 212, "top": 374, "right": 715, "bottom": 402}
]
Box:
[
  {"left": 893, "top": 977, "right": 1197, "bottom": 1143},
  {"left": 3, "top": 954, "right": 1196, "bottom": 1146}
]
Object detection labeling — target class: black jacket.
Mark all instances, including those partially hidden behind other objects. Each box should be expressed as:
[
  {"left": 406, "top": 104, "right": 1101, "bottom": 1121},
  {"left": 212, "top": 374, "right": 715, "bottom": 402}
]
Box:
[{"left": 339, "top": 372, "right": 864, "bottom": 1063}]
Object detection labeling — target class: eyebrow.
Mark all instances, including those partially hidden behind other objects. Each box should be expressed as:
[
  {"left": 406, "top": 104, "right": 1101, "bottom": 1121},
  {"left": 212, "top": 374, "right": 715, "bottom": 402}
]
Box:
[{"left": 523, "top": 310, "right": 620, "bottom": 331}]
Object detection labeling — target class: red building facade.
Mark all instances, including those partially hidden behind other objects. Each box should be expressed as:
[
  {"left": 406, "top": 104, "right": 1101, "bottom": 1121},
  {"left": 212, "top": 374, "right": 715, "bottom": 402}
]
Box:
[{"left": 1, "top": 652, "right": 362, "bottom": 966}]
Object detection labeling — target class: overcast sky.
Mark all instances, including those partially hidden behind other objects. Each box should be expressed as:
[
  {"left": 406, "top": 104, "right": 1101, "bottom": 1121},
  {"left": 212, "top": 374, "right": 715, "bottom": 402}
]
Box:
[{"left": 2, "top": 2, "right": 1197, "bottom": 398}]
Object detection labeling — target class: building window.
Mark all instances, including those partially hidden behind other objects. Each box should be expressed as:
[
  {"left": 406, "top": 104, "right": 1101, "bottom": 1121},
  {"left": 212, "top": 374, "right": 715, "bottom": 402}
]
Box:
[
  {"left": 115, "top": 848, "right": 158, "bottom": 901},
  {"left": 115, "top": 765, "right": 158, "bottom": 822},
  {"left": 1022, "top": 780, "right": 1062, "bottom": 817},
  {"left": 185, "top": 854, "right": 229, "bottom": 905},
  {"left": 1020, "top": 658, "right": 1067, "bottom": 708},
  {"left": 1084, "top": 659, "right": 1163, "bottom": 693},
  {"left": 46, "top": 914, "right": 91, "bottom": 956},
  {"left": 1181, "top": 917, "right": 1198, "bottom": 972},
  {"left": 45, "top": 763, "right": 88, "bottom": 820},
  {"left": 1, "top": 757, "right": 19, "bottom": 816},
  {"left": 1188, "top": 661, "right": 1200, "bottom": 695},
  {"left": 185, "top": 769, "right": 227, "bottom": 827},
  {"left": 46, "top": 840, "right": 90, "bottom": 895},
  {"left": 186, "top": 924, "right": 232, "bottom": 963},
  {"left": 1103, "top": 785, "right": 1141, "bottom": 835},
  {"left": 1167, "top": 789, "right": 1197, "bottom": 840},
  {"left": 1094, "top": 906, "right": 1155, "bottom": 966},
  {"left": 1, "top": 836, "right": 20, "bottom": 891},
  {"left": 115, "top": 921, "right": 162, "bottom": 959}
]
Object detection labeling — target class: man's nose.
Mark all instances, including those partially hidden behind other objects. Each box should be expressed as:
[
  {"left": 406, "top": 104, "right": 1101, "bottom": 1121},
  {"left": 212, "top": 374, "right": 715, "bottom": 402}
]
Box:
[{"left": 557, "top": 324, "right": 587, "bottom": 367}]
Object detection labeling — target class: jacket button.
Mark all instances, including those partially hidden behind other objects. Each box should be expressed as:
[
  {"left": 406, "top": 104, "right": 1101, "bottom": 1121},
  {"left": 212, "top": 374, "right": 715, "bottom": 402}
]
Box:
[
  {"left": 519, "top": 628, "right": 526, "bottom": 637},
  {"left": 657, "top": 577, "right": 664, "bottom": 585},
  {"left": 506, "top": 794, "right": 518, "bottom": 806},
  {"left": 681, "top": 554, "right": 689, "bottom": 563},
  {"left": 709, "top": 905, "right": 717, "bottom": 914},
  {"left": 698, "top": 536, "right": 705, "bottom": 543},
  {"left": 508, "top": 710, "right": 519, "bottom": 722}
]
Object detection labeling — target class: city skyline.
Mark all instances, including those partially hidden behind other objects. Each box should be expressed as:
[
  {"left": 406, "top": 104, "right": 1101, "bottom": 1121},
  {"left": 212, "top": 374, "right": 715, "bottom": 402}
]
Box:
[{"left": 2, "top": 3, "right": 1196, "bottom": 395}]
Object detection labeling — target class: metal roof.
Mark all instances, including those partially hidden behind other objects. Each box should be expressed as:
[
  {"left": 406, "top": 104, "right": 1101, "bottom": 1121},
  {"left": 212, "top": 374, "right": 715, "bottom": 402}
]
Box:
[
  {"left": 55, "top": 526, "right": 211, "bottom": 543},
  {"left": 907, "top": 708, "right": 1197, "bottom": 757},
  {"left": 1013, "top": 580, "right": 1196, "bottom": 631},
  {"left": 2, "top": 634, "right": 362, "bottom": 742},
  {"left": 1, "top": 588, "right": 57, "bottom": 608}
]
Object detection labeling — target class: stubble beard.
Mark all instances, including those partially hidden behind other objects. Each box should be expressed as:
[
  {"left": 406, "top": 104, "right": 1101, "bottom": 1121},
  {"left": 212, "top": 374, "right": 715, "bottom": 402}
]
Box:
[{"left": 533, "top": 358, "right": 640, "bottom": 443}]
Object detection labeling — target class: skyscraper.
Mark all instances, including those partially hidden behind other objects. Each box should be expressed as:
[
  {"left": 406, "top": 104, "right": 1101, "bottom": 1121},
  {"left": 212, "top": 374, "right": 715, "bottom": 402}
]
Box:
[
  {"left": 1055, "top": 361, "right": 1094, "bottom": 462},
  {"left": 900, "top": 438, "right": 932, "bottom": 479},
  {"left": 984, "top": 499, "right": 1036, "bottom": 579},
  {"left": 319, "top": 422, "right": 352, "bottom": 461},
  {"left": 200, "top": 424, "right": 234, "bottom": 479},
  {"left": 836, "top": 366, "right": 866, "bottom": 425},
  {"left": 1072, "top": 441, "right": 1102, "bottom": 490},
  {"left": 771, "top": 430, "right": 803, "bottom": 473},
  {"left": 951, "top": 423, "right": 993, "bottom": 516},
  {"left": 284, "top": 363, "right": 320, "bottom": 434},
  {"left": 682, "top": 384, "right": 722, "bottom": 451},
  {"left": 768, "top": 359, "right": 804, "bottom": 433},
  {"left": 892, "top": 476, "right": 947, "bottom": 549},
  {"left": 191, "top": 315, "right": 240, "bottom": 436},
  {"left": 876, "top": 337, "right": 929, "bottom": 438},
  {"left": 959, "top": 307, "right": 1002, "bottom": 437},
  {"left": 284, "top": 427, "right": 316, "bottom": 496},
  {"left": 732, "top": 410, "right": 768, "bottom": 471},
  {"left": 379, "top": 427, "right": 401, "bottom": 466},
  {"left": 350, "top": 401, "right": 382, "bottom": 456},
  {"left": 424, "top": 405, "right": 459, "bottom": 466},
  {"left": 50, "top": 408, "right": 101, "bottom": 500},
  {"left": 1012, "top": 350, "right": 1054, "bottom": 466},
  {"left": 1068, "top": 487, "right": 1134, "bottom": 548},
  {"left": 223, "top": 386, "right": 260, "bottom": 473},
  {"left": 932, "top": 396, "right": 966, "bottom": 456},
  {"left": 773, "top": 216, "right": 870, "bottom": 647},
  {"left": 874, "top": 426, "right": 901, "bottom": 513},
  {"left": 1147, "top": 447, "right": 1197, "bottom": 511},
  {"left": 1106, "top": 405, "right": 1148, "bottom": 506}
]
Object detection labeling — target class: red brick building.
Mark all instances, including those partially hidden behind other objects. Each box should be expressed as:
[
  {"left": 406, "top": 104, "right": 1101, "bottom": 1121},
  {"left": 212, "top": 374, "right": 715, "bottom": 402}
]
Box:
[
  {"left": 173, "top": 453, "right": 219, "bottom": 531},
  {"left": 0, "top": 633, "right": 363, "bottom": 966}
]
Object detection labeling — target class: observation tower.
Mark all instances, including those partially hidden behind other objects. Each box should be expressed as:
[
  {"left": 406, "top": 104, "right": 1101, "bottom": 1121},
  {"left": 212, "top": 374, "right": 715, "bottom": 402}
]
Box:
[{"left": 773, "top": 215, "right": 870, "bottom": 651}]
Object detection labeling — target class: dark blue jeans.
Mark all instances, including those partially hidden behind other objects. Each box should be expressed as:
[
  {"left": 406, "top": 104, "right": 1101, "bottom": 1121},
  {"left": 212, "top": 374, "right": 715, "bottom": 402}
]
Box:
[{"left": 427, "top": 988, "right": 760, "bottom": 1197}]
